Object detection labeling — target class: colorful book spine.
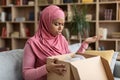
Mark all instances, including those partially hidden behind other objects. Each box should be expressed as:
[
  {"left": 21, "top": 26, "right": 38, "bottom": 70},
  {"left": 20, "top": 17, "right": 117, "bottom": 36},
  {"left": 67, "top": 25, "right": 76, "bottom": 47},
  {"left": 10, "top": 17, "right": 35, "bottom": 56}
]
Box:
[
  {"left": 2, "top": 0, "right": 6, "bottom": 5},
  {"left": 1, "top": 27, "right": 7, "bottom": 37}
]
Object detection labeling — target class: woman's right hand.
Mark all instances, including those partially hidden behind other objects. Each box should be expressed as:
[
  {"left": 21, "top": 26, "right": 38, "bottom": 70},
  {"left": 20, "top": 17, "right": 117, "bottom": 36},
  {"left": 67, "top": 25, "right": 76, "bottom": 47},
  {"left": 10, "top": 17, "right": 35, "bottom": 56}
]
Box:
[
  {"left": 46, "top": 59, "right": 66, "bottom": 75},
  {"left": 84, "top": 35, "right": 102, "bottom": 44}
]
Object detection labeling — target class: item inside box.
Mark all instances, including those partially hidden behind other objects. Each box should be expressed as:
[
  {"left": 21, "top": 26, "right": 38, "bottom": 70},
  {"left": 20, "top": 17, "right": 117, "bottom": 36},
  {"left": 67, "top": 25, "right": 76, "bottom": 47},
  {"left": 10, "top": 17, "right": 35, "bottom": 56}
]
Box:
[{"left": 64, "top": 54, "right": 86, "bottom": 62}]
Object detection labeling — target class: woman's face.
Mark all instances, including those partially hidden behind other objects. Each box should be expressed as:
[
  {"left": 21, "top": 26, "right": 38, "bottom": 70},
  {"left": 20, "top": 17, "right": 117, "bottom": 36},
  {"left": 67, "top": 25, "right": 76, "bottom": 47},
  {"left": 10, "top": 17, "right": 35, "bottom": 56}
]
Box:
[{"left": 49, "top": 18, "right": 65, "bottom": 36}]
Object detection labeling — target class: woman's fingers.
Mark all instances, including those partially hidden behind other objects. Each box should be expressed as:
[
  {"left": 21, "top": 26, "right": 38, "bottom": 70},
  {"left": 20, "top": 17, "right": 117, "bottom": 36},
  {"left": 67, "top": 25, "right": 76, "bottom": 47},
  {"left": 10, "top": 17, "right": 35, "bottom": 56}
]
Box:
[
  {"left": 54, "top": 64, "right": 65, "bottom": 68},
  {"left": 53, "top": 58, "right": 58, "bottom": 64},
  {"left": 98, "top": 35, "right": 102, "bottom": 40},
  {"left": 55, "top": 66, "right": 67, "bottom": 75},
  {"left": 54, "top": 64, "right": 66, "bottom": 71},
  {"left": 52, "top": 59, "right": 67, "bottom": 75},
  {"left": 85, "top": 35, "right": 103, "bottom": 43},
  {"left": 47, "top": 58, "right": 67, "bottom": 75}
]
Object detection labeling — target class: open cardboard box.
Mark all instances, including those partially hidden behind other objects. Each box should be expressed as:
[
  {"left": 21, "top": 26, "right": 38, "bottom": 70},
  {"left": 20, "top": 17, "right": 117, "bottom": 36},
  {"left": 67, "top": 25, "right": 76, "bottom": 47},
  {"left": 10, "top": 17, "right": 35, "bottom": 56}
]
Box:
[{"left": 47, "top": 53, "right": 114, "bottom": 80}]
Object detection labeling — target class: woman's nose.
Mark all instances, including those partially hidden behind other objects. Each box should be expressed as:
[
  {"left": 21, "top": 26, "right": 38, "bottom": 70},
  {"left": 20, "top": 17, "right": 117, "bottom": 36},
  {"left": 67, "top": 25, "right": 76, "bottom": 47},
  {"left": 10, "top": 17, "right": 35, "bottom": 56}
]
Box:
[{"left": 58, "top": 26, "right": 62, "bottom": 30}]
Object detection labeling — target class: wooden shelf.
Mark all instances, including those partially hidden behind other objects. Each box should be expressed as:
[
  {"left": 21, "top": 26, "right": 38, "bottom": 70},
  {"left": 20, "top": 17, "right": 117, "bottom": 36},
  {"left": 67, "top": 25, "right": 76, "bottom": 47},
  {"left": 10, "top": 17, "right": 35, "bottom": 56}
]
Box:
[{"left": 0, "top": 0, "right": 120, "bottom": 51}]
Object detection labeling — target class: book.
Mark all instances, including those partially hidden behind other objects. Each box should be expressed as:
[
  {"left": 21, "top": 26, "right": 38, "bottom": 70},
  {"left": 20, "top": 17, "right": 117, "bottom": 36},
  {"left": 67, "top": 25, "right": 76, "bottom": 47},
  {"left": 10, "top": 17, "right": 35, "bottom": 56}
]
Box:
[
  {"left": 1, "top": 27, "right": 7, "bottom": 37},
  {"left": 38, "top": 0, "right": 48, "bottom": 4},
  {"left": 20, "top": 26, "right": 26, "bottom": 37},
  {"left": 11, "top": 32, "right": 19, "bottom": 38},
  {"left": 1, "top": 0, "right": 6, "bottom": 5},
  {"left": 25, "top": 27, "right": 30, "bottom": 37},
  {"left": 23, "top": 0, "right": 28, "bottom": 5}
]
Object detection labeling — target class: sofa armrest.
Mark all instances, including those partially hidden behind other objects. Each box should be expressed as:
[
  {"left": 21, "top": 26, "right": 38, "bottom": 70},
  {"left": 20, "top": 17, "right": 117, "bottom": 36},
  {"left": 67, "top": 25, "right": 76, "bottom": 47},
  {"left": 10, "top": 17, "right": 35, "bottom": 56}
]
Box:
[
  {"left": 0, "top": 49, "right": 24, "bottom": 80},
  {"left": 114, "top": 61, "right": 120, "bottom": 78}
]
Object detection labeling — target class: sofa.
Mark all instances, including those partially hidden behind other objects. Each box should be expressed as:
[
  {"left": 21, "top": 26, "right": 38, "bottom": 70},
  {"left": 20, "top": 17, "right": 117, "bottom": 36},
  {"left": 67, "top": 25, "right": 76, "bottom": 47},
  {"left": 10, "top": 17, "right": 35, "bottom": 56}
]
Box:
[{"left": 0, "top": 44, "right": 120, "bottom": 80}]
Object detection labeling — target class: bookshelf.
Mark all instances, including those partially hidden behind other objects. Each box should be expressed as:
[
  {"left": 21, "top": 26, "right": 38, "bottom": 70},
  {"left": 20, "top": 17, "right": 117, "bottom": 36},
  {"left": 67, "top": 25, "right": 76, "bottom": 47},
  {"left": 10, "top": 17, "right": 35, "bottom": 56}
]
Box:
[{"left": 0, "top": 0, "right": 120, "bottom": 51}]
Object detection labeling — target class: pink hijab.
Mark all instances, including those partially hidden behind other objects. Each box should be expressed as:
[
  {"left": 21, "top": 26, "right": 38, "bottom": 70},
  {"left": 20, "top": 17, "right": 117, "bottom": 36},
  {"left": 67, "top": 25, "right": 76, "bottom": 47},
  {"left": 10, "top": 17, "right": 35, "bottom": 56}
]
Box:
[{"left": 26, "top": 5, "right": 70, "bottom": 62}]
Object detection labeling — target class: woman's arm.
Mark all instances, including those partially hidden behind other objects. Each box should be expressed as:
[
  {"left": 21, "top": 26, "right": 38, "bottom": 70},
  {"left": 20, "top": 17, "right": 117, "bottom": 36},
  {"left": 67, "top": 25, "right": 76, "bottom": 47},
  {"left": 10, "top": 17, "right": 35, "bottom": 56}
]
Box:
[
  {"left": 22, "top": 44, "right": 48, "bottom": 80},
  {"left": 77, "top": 35, "right": 102, "bottom": 53},
  {"left": 77, "top": 41, "right": 88, "bottom": 53}
]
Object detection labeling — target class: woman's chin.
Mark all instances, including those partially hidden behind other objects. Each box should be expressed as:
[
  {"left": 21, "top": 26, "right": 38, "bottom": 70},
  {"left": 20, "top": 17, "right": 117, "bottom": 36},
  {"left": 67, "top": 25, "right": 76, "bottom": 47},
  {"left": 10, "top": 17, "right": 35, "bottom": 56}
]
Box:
[{"left": 53, "top": 33, "right": 61, "bottom": 37}]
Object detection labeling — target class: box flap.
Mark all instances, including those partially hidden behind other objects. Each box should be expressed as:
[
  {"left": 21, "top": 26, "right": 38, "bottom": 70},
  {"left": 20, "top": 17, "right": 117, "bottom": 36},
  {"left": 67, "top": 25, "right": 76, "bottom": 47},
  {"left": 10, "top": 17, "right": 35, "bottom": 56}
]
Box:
[
  {"left": 70, "top": 56, "right": 109, "bottom": 80},
  {"left": 101, "top": 57, "right": 114, "bottom": 80}
]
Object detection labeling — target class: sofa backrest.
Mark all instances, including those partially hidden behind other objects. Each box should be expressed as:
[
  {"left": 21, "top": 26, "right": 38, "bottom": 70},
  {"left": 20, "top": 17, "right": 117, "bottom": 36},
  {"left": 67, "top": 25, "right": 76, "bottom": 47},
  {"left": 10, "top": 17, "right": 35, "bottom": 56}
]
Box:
[{"left": 0, "top": 49, "right": 24, "bottom": 80}]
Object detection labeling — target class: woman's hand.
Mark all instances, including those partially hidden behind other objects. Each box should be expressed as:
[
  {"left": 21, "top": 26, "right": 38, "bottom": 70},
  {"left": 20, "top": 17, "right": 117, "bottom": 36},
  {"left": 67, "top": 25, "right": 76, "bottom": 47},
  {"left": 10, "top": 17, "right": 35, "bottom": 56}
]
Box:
[
  {"left": 84, "top": 35, "right": 102, "bottom": 44},
  {"left": 46, "top": 59, "right": 66, "bottom": 75}
]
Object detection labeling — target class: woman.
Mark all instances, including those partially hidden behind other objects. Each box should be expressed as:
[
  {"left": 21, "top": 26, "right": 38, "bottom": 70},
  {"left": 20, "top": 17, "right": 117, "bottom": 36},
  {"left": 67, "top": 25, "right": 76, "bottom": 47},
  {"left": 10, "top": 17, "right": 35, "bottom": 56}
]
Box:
[{"left": 22, "top": 5, "right": 101, "bottom": 80}]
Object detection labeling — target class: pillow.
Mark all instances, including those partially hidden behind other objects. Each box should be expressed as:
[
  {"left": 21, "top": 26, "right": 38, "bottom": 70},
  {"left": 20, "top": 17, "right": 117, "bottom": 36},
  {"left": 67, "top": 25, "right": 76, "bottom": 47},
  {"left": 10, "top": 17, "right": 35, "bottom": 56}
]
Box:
[
  {"left": 111, "top": 52, "right": 118, "bottom": 73},
  {"left": 69, "top": 43, "right": 81, "bottom": 53},
  {"left": 85, "top": 50, "right": 114, "bottom": 65}
]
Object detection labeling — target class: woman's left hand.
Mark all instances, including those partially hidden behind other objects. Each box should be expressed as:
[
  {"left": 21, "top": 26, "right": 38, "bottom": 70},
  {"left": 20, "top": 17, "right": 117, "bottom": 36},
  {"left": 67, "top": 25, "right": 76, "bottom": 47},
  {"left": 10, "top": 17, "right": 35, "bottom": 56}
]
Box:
[{"left": 84, "top": 35, "right": 102, "bottom": 44}]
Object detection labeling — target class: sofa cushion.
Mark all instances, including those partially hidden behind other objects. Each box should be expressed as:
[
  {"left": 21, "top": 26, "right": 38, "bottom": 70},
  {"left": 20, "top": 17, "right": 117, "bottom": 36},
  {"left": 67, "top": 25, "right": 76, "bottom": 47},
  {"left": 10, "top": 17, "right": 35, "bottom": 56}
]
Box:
[
  {"left": 114, "top": 77, "right": 120, "bottom": 80},
  {"left": 69, "top": 43, "right": 80, "bottom": 53},
  {"left": 111, "top": 52, "right": 118, "bottom": 73},
  {"left": 114, "top": 61, "right": 120, "bottom": 78},
  {"left": 0, "top": 49, "right": 24, "bottom": 80}
]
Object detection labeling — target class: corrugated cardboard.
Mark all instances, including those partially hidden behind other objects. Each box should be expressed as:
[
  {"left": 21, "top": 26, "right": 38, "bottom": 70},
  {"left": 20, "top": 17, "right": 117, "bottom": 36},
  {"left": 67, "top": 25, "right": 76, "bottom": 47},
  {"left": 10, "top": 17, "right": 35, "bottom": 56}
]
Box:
[{"left": 47, "top": 53, "right": 114, "bottom": 80}]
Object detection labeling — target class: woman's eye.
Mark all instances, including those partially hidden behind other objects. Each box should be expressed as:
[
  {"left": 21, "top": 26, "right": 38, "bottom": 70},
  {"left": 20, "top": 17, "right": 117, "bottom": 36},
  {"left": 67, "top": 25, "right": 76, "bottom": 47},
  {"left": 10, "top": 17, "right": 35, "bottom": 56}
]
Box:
[
  {"left": 61, "top": 23, "right": 64, "bottom": 26},
  {"left": 54, "top": 23, "right": 59, "bottom": 26},
  {"left": 54, "top": 22, "right": 64, "bottom": 26}
]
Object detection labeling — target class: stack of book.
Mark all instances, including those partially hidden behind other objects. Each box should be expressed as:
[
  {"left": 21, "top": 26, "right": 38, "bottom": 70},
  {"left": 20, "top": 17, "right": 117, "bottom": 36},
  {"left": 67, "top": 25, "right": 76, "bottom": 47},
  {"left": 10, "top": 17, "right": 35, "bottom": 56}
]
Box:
[
  {"left": 38, "top": 0, "right": 48, "bottom": 4},
  {"left": 53, "top": 0, "right": 61, "bottom": 4},
  {"left": 11, "top": 32, "right": 19, "bottom": 38},
  {"left": 111, "top": 32, "right": 120, "bottom": 38},
  {"left": 15, "top": 17, "right": 26, "bottom": 22},
  {"left": 104, "top": 9, "right": 113, "bottom": 20}
]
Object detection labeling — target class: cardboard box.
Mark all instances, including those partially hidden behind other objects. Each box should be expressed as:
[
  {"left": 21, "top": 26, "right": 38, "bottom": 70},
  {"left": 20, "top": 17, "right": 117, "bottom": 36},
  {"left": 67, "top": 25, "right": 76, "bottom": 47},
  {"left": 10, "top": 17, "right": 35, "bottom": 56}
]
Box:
[{"left": 47, "top": 53, "right": 114, "bottom": 80}]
